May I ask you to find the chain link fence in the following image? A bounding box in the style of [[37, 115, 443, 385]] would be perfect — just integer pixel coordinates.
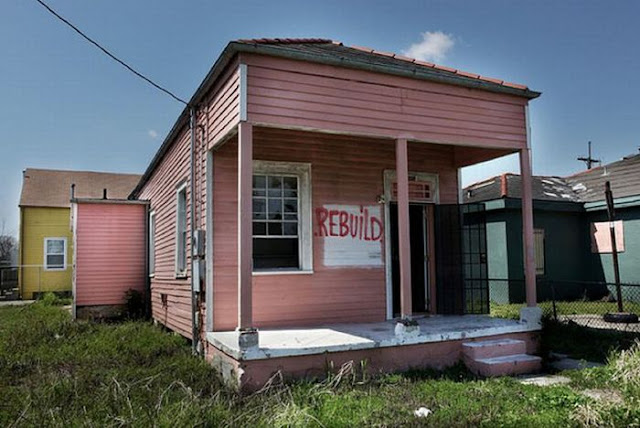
[[0, 265, 72, 301], [490, 278, 640, 333]]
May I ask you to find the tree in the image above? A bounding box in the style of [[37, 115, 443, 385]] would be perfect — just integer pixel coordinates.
[[0, 220, 16, 264]]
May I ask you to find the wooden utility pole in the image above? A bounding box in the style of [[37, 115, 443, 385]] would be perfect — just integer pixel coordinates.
[[578, 141, 601, 170], [605, 181, 623, 312]]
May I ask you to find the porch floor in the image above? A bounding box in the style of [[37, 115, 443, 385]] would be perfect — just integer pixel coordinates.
[[207, 315, 539, 361]]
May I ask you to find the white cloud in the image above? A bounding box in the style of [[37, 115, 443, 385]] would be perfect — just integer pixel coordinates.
[[403, 31, 455, 63], [148, 129, 159, 139]]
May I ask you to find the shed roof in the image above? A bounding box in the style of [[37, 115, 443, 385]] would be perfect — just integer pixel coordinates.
[[463, 152, 640, 204], [20, 168, 141, 208], [131, 38, 540, 198], [565, 153, 640, 202], [464, 173, 580, 204]]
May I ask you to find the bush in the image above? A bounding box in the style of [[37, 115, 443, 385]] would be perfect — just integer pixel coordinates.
[[39, 292, 71, 306], [124, 288, 146, 319]]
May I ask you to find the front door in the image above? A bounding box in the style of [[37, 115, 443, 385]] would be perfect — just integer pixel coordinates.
[[390, 204, 430, 317]]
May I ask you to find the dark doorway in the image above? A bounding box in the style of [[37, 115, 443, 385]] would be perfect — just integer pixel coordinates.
[[390, 204, 430, 317], [434, 204, 489, 315]]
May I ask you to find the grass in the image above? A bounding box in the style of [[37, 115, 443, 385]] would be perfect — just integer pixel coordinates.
[[491, 300, 640, 321], [2, 302, 640, 427]]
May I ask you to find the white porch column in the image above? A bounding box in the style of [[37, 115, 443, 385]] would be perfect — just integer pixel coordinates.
[[519, 146, 537, 307], [396, 138, 412, 319], [238, 122, 254, 330]]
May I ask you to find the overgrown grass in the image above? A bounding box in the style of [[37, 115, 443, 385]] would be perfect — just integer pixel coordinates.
[[2, 302, 640, 426], [491, 300, 640, 320]]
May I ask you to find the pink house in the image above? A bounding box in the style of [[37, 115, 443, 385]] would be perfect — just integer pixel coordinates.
[[125, 38, 542, 389]]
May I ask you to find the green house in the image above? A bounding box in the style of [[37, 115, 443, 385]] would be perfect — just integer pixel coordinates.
[[464, 152, 640, 304]]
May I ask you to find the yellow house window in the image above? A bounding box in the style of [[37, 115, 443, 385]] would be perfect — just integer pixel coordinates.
[[44, 237, 66, 271]]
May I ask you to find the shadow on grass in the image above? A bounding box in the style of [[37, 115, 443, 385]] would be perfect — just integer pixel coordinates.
[[541, 319, 640, 363]]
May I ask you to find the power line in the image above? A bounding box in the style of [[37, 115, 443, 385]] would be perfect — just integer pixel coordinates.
[[34, 0, 188, 105]]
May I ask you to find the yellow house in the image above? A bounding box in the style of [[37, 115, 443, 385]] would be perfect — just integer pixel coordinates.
[[18, 169, 141, 299]]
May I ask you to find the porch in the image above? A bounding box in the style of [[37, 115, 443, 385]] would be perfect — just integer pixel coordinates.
[[206, 313, 542, 390], [208, 314, 540, 361]]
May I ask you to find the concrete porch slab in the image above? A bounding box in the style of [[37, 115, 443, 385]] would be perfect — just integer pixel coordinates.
[[207, 315, 540, 361]]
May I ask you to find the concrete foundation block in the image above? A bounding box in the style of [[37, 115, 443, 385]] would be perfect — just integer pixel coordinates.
[[394, 321, 420, 338], [520, 306, 543, 328], [237, 329, 259, 350]]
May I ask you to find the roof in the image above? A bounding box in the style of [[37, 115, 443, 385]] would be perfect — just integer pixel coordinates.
[[565, 153, 640, 202], [131, 38, 540, 198], [464, 174, 580, 204], [20, 168, 142, 208], [464, 152, 640, 204]]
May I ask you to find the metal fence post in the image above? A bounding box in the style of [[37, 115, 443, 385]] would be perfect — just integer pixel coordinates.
[[550, 280, 558, 322]]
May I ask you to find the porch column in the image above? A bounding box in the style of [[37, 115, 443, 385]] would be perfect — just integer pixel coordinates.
[[396, 138, 412, 319], [519, 147, 537, 307], [238, 122, 253, 330]]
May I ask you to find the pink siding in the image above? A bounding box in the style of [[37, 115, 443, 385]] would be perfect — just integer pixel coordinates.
[[242, 54, 527, 149], [75, 202, 146, 306], [212, 127, 466, 331], [139, 126, 194, 337], [205, 60, 241, 148]]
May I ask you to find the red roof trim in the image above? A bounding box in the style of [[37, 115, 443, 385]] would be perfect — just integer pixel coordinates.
[[237, 39, 530, 91]]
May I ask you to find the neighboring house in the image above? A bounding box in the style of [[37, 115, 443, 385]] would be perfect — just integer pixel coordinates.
[[464, 152, 640, 303], [18, 169, 141, 299]]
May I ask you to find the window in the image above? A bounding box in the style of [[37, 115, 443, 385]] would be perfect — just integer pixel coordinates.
[[149, 211, 155, 276], [534, 229, 545, 275], [252, 161, 312, 272], [175, 184, 187, 276], [44, 238, 66, 270]]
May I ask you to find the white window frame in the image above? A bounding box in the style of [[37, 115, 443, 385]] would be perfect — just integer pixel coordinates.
[[149, 210, 156, 277], [534, 228, 545, 276], [44, 237, 67, 271], [175, 182, 188, 277], [252, 160, 313, 274]]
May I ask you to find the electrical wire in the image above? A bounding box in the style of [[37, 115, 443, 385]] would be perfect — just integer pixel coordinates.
[[34, 0, 189, 105]]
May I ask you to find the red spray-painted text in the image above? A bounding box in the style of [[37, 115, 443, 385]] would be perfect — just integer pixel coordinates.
[[315, 206, 383, 241]]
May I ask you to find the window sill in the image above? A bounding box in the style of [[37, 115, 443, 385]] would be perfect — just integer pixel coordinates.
[[253, 270, 314, 276], [149, 274, 155, 278], [44, 267, 67, 272], [175, 273, 188, 280]]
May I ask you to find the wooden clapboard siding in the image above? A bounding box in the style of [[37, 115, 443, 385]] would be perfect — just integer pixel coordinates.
[[139, 124, 193, 338], [74, 203, 146, 306], [138, 62, 241, 338], [206, 59, 241, 149], [211, 127, 461, 331], [242, 54, 527, 149]]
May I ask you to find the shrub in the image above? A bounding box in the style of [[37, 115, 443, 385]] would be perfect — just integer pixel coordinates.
[[124, 289, 146, 320]]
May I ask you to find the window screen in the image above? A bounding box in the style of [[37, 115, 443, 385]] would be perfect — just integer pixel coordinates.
[[45, 238, 65, 270], [252, 174, 299, 269], [149, 211, 155, 275], [176, 187, 187, 274]]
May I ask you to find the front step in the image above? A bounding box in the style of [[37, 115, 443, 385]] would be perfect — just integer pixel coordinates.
[[463, 339, 541, 377], [462, 338, 526, 360]]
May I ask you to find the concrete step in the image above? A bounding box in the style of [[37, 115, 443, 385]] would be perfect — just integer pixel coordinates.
[[468, 354, 542, 377], [462, 338, 527, 360]]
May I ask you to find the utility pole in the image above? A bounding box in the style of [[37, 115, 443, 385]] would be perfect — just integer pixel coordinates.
[[577, 141, 601, 170]]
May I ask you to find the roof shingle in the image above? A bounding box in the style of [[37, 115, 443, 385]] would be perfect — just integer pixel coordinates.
[[20, 168, 141, 208]]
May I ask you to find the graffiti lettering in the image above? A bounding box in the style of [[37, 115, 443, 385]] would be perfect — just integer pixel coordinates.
[[315, 205, 383, 241]]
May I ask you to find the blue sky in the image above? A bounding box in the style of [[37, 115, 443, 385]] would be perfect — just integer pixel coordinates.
[[1, 0, 639, 236]]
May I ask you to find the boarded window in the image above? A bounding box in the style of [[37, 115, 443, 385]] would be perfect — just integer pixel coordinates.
[[175, 185, 187, 275], [591, 221, 625, 253], [534, 229, 545, 275], [149, 211, 155, 275], [252, 174, 299, 269], [44, 238, 66, 270]]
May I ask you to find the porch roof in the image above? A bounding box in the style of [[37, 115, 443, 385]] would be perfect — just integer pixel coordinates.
[[130, 38, 540, 199], [207, 315, 540, 361]]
